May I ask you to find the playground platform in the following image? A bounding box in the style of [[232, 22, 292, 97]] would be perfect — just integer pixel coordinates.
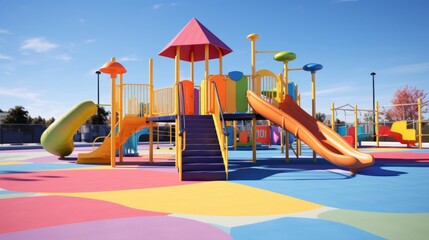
[[1, 143, 429, 240]]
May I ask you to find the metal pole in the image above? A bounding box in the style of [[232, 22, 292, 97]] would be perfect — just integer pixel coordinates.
[[96, 71, 101, 124], [371, 72, 376, 141]]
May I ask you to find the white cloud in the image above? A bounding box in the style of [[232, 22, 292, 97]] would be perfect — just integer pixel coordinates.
[[381, 62, 429, 74], [0, 54, 13, 60], [84, 39, 96, 44], [54, 54, 71, 61], [20, 37, 58, 53], [119, 56, 138, 61], [0, 87, 44, 104], [153, 3, 178, 9], [0, 29, 10, 34]]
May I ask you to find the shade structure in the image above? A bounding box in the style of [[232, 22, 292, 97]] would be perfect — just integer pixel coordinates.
[[99, 57, 127, 76], [159, 18, 232, 62]]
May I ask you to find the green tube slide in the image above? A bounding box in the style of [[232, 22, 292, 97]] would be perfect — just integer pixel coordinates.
[[41, 101, 97, 157]]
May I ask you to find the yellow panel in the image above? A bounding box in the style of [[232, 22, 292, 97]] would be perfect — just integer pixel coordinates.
[[225, 76, 236, 113], [200, 79, 206, 114]]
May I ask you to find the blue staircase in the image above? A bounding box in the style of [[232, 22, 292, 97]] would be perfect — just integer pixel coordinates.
[[181, 115, 226, 181]]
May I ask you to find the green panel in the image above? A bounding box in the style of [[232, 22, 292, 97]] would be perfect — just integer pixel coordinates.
[[236, 76, 248, 112]]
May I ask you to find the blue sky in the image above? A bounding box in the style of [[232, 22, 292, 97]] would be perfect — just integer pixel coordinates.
[[1, 0, 428, 121]]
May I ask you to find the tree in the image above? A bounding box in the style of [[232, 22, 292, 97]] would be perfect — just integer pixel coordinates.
[[316, 112, 326, 122], [385, 85, 428, 122], [3, 106, 30, 124], [86, 106, 110, 125], [31, 116, 46, 124], [46, 117, 55, 125]]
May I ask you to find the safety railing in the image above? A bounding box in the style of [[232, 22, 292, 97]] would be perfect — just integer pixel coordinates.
[[153, 86, 175, 116], [211, 81, 229, 179], [122, 84, 150, 116], [255, 69, 282, 106]]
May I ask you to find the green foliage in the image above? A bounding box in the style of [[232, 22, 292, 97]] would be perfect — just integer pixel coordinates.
[[2, 105, 55, 125], [3, 106, 30, 124], [316, 112, 326, 122], [86, 106, 110, 125], [46, 117, 55, 125], [31, 116, 46, 124]]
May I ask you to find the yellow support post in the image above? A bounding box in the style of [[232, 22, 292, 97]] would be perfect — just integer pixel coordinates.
[[119, 73, 124, 162], [219, 50, 223, 75], [354, 104, 358, 150], [175, 47, 181, 172], [418, 98, 422, 149], [149, 58, 154, 162], [190, 52, 194, 84], [376, 101, 380, 147], [99, 57, 127, 168], [311, 72, 316, 162], [205, 44, 209, 114], [169, 124, 173, 150], [110, 75, 117, 167], [149, 58, 154, 117], [233, 120, 237, 151], [247, 33, 259, 163], [149, 121, 154, 163], [247, 33, 259, 92]]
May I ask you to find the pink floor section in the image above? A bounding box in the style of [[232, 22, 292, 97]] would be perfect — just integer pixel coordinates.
[[1, 169, 190, 192]]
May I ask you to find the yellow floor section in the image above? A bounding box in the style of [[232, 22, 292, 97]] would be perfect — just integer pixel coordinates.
[[50, 181, 323, 216], [0, 161, 30, 165]]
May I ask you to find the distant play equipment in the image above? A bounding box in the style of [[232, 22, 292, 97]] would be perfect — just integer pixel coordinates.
[[331, 103, 373, 149], [378, 121, 416, 147], [332, 99, 426, 148]]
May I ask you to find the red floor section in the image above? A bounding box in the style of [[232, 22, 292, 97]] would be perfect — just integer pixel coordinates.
[[0, 195, 165, 234], [370, 152, 429, 162]]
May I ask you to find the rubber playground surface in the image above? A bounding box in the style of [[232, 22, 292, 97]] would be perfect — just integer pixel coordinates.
[[1, 144, 429, 240]]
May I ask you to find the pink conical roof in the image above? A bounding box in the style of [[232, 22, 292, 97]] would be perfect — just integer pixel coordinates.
[[159, 18, 233, 62]]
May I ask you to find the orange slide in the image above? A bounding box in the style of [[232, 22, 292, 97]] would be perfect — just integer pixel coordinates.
[[247, 91, 374, 171], [77, 116, 149, 164]]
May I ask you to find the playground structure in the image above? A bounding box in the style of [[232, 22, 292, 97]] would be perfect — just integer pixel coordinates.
[[41, 18, 375, 180], [331, 100, 427, 149]]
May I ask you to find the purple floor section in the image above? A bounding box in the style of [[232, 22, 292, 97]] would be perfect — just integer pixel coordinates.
[[0, 216, 232, 240]]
